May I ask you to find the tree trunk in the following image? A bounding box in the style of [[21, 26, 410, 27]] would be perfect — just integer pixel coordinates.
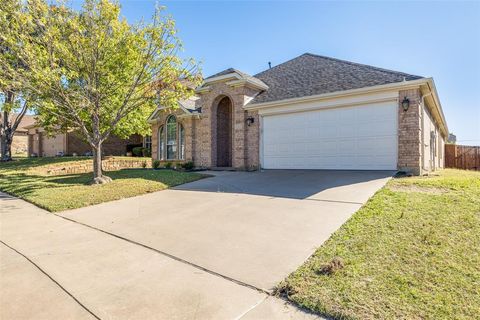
[[91, 142, 111, 184], [0, 135, 8, 161], [1, 110, 12, 161]]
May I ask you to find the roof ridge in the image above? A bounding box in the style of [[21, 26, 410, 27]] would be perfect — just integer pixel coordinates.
[[302, 52, 422, 78], [254, 54, 307, 77]]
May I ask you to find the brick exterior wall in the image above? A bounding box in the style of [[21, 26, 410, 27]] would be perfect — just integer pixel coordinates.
[[398, 88, 422, 175], [151, 82, 261, 170], [27, 130, 143, 157], [150, 81, 441, 174], [65, 132, 142, 156]]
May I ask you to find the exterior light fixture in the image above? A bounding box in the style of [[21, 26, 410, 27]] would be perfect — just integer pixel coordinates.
[[402, 97, 410, 112], [246, 116, 255, 126]]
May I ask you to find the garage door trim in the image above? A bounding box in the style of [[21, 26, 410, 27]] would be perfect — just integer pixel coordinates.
[[259, 100, 398, 170]]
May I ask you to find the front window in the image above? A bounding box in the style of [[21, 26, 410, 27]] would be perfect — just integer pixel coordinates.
[[166, 115, 177, 160], [157, 115, 186, 161]]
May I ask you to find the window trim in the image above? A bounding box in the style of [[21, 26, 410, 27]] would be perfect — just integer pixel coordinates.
[[166, 115, 177, 160], [157, 115, 187, 161]]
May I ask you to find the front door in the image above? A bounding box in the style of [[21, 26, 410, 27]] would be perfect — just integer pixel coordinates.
[[216, 97, 232, 167]]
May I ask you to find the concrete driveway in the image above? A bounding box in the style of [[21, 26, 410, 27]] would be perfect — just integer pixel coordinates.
[[1, 170, 392, 319]]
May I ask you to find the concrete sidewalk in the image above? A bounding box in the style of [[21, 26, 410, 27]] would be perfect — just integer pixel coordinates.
[[0, 193, 320, 320]]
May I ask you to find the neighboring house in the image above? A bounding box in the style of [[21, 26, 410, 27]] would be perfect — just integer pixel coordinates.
[[148, 53, 448, 175], [25, 124, 144, 157], [0, 114, 35, 156]]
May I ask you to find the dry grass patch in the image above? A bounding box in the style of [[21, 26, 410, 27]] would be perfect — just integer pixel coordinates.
[[388, 184, 449, 195]]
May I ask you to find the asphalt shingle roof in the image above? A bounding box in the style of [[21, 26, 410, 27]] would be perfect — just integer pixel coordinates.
[[251, 53, 423, 104], [205, 68, 251, 80]]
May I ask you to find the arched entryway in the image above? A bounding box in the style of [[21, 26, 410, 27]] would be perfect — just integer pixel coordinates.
[[216, 96, 233, 167]]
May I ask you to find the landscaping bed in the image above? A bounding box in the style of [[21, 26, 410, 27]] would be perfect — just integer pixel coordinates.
[[0, 157, 206, 212], [279, 169, 480, 319]]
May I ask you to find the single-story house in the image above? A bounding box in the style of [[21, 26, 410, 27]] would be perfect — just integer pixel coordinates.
[[0, 113, 35, 156], [148, 53, 448, 175], [25, 124, 145, 157]]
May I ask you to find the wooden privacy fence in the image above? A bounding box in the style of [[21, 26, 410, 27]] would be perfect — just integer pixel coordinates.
[[445, 144, 480, 171]]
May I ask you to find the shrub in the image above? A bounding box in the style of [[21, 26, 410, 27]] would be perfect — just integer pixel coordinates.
[[142, 148, 151, 157], [132, 147, 143, 157], [141, 161, 147, 169], [165, 162, 172, 169], [152, 160, 161, 169], [181, 161, 194, 171]]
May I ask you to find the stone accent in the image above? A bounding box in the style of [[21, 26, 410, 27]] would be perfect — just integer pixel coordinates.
[[398, 88, 422, 175], [43, 157, 152, 175]]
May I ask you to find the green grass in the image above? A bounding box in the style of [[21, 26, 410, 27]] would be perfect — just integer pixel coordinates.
[[280, 169, 480, 320], [0, 157, 205, 212]]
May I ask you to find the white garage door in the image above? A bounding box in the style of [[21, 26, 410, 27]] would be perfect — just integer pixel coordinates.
[[261, 102, 397, 170]]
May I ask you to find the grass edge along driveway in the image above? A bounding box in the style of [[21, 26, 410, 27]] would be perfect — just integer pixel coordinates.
[[0, 157, 206, 212], [278, 169, 480, 320]]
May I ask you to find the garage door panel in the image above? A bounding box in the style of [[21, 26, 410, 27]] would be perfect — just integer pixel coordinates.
[[262, 102, 397, 170]]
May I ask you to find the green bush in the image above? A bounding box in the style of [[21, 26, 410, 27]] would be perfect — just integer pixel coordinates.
[[152, 160, 161, 169], [142, 148, 151, 157], [165, 162, 172, 169], [181, 161, 194, 171], [132, 147, 143, 157]]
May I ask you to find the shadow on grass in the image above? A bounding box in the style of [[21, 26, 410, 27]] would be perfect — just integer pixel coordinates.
[[0, 169, 205, 199]]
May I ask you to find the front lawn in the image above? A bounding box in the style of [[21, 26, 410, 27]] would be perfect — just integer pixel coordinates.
[[279, 169, 480, 319], [0, 157, 206, 212]]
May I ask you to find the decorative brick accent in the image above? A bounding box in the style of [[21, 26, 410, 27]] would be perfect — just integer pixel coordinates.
[[398, 88, 422, 175]]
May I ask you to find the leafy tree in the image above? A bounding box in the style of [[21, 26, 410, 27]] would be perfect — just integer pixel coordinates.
[[2, 0, 200, 183], [0, 0, 39, 161]]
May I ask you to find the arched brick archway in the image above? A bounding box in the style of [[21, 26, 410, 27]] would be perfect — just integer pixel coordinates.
[[216, 96, 233, 167]]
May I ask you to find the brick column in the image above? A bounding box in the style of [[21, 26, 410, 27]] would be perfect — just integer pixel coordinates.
[[38, 132, 43, 157], [151, 122, 160, 161], [183, 118, 194, 162], [398, 89, 422, 175], [232, 106, 246, 169], [27, 134, 33, 157], [245, 110, 260, 170]]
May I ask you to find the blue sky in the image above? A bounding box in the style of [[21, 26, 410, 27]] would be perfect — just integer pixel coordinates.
[[78, 0, 480, 145]]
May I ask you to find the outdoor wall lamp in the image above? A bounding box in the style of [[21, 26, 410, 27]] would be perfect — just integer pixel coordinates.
[[402, 97, 410, 112], [246, 116, 255, 126]]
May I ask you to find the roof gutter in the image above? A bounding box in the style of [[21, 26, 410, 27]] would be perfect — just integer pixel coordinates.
[[424, 78, 449, 136], [244, 78, 429, 110]]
